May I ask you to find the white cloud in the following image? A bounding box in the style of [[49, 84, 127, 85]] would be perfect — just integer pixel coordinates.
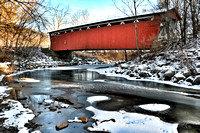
[[89, 7, 125, 23]]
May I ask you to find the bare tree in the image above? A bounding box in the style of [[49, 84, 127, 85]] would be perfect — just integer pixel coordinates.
[[113, 0, 144, 52], [70, 10, 81, 26], [70, 9, 90, 26], [47, 5, 70, 31], [154, 0, 199, 43], [189, 0, 198, 39], [81, 9, 89, 24], [0, 0, 48, 62]]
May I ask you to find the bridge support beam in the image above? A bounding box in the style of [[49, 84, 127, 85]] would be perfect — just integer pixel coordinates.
[[124, 50, 128, 62], [54, 50, 73, 60]]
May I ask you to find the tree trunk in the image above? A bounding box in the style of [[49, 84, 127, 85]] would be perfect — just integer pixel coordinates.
[[189, 0, 198, 38], [134, 0, 140, 52], [183, 0, 188, 45], [124, 50, 128, 62], [166, 0, 170, 46], [164, 0, 170, 55]]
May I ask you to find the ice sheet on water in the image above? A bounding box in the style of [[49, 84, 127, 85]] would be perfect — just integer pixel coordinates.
[[93, 79, 105, 82], [87, 96, 111, 104], [46, 66, 79, 70], [86, 106, 178, 133], [88, 67, 117, 75], [139, 104, 170, 112]]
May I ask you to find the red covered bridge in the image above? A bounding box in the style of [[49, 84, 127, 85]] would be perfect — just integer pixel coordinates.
[[49, 8, 180, 52]]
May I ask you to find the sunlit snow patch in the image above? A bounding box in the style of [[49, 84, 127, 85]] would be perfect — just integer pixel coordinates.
[[0, 86, 12, 99], [0, 86, 11, 93], [56, 84, 82, 88], [0, 62, 11, 73], [16, 78, 40, 83], [0, 99, 35, 133], [86, 106, 178, 133], [68, 117, 82, 123], [87, 96, 111, 104], [139, 104, 170, 112], [60, 103, 69, 108], [44, 99, 54, 103]]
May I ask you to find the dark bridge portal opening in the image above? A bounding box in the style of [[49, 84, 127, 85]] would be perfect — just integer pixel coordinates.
[[54, 50, 73, 60]]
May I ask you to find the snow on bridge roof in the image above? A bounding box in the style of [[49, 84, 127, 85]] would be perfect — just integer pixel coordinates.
[[49, 8, 180, 36]]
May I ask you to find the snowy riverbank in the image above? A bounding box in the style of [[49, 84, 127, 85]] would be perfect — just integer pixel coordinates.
[[89, 46, 200, 90], [0, 42, 200, 132]]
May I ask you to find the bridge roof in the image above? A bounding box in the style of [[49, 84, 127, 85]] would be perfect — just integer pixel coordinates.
[[49, 8, 180, 35]]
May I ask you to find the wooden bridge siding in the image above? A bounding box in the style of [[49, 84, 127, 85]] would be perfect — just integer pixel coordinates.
[[50, 20, 161, 51]]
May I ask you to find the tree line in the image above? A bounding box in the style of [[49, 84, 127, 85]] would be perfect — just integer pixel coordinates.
[[0, 0, 199, 62], [0, 0, 90, 63], [113, 0, 199, 51]]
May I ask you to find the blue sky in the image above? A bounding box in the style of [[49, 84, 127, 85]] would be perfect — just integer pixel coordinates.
[[48, 0, 158, 27], [49, 0, 123, 22], [49, 0, 115, 12]]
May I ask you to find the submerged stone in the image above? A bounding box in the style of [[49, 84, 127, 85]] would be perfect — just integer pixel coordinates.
[[79, 117, 88, 123], [56, 122, 69, 130], [49, 106, 57, 111]]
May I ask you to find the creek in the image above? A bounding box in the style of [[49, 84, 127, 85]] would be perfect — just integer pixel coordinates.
[[12, 65, 200, 133]]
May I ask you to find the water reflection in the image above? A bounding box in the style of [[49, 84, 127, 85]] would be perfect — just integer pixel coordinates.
[[15, 69, 99, 82], [26, 95, 51, 114], [29, 95, 50, 104]]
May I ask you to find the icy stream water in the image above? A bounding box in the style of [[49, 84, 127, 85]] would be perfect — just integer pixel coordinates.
[[13, 65, 200, 133]]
